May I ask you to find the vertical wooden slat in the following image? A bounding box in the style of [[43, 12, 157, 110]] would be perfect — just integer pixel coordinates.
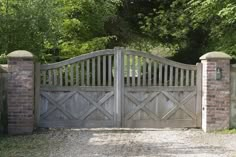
[[169, 66, 173, 86], [59, 68, 63, 86], [108, 55, 112, 86], [53, 69, 57, 86], [92, 58, 95, 86], [42, 71, 46, 85], [153, 62, 157, 86], [103, 56, 106, 86], [164, 65, 168, 86], [76, 64, 79, 85], [97, 56, 101, 86], [159, 63, 163, 86], [137, 57, 141, 86], [132, 55, 135, 86], [81, 61, 85, 86], [175, 68, 179, 86], [142, 58, 146, 86], [114, 47, 124, 127], [186, 70, 189, 86], [196, 63, 202, 127], [48, 70, 52, 85], [65, 66, 68, 86], [148, 59, 152, 86], [86, 60, 90, 86], [191, 70, 195, 86], [180, 69, 184, 86], [70, 64, 74, 86], [127, 55, 130, 86], [34, 63, 41, 125]]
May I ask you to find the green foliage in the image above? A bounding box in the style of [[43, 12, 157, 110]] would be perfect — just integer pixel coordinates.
[[0, 0, 235, 64], [58, 0, 121, 58], [138, 0, 236, 63], [0, 0, 62, 60]]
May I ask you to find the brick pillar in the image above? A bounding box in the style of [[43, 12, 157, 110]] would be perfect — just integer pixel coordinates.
[[200, 51, 231, 132], [7, 50, 34, 135]]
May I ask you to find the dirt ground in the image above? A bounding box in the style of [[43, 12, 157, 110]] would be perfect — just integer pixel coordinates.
[[1, 128, 236, 157]]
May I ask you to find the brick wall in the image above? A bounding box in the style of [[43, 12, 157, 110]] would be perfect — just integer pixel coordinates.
[[7, 51, 34, 135], [200, 52, 231, 132]]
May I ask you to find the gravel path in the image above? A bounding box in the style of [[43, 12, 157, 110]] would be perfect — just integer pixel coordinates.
[[42, 128, 236, 157]]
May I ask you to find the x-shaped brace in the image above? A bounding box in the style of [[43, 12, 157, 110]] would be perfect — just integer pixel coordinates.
[[125, 92, 159, 121], [40, 91, 77, 120], [161, 91, 197, 120], [78, 91, 114, 120]]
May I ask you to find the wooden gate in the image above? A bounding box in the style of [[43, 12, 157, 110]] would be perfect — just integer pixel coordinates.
[[35, 48, 202, 128]]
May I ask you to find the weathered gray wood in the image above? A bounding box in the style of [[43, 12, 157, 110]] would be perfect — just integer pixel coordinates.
[[59, 68, 63, 86], [97, 56, 101, 86], [86, 60, 90, 86], [103, 56, 106, 86], [35, 63, 41, 126], [191, 70, 195, 86], [76, 64, 79, 86], [132, 55, 135, 87], [41, 86, 114, 92], [114, 47, 124, 127], [53, 69, 57, 86], [159, 63, 163, 86], [137, 57, 141, 86], [70, 64, 74, 86], [126, 50, 197, 70], [153, 62, 157, 86], [125, 86, 196, 92], [108, 55, 112, 86], [42, 71, 46, 85], [81, 61, 85, 86], [80, 92, 114, 120], [92, 58, 95, 86], [148, 59, 152, 86], [186, 70, 189, 86], [65, 66, 68, 86], [142, 58, 146, 86], [164, 65, 168, 86], [161, 91, 196, 120], [196, 63, 202, 127], [180, 69, 184, 86], [48, 70, 52, 85], [127, 55, 130, 86], [175, 68, 179, 86], [38, 47, 200, 129], [169, 66, 173, 86], [41, 49, 114, 70]]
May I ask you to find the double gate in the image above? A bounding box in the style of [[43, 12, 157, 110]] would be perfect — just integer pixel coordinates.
[[35, 48, 202, 128]]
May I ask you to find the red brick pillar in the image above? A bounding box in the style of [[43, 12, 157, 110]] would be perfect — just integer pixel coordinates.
[[200, 52, 231, 132], [7, 50, 34, 135]]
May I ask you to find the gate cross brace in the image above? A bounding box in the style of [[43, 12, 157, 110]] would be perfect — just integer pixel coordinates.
[[78, 91, 114, 120], [161, 91, 197, 120], [125, 92, 159, 121], [40, 91, 77, 119]]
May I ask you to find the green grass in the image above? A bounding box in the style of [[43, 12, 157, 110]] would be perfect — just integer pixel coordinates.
[[0, 133, 56, 157], [215, 129, 236, 134]]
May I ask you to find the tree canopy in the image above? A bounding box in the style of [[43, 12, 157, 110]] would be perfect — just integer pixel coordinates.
[[0, 0, 235, 64]]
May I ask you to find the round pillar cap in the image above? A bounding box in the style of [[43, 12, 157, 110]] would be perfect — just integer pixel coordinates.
[[7, 50, 34, 58], [200, 51, 231, 60]]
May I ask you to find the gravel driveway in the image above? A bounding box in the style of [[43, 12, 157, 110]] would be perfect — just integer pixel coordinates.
[[40, 128, 236, 157], [1, 128, 236, 157]]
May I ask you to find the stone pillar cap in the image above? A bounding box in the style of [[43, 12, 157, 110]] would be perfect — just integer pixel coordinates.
[[7, 50, 34, 58], [200, 51, 232, 60]]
